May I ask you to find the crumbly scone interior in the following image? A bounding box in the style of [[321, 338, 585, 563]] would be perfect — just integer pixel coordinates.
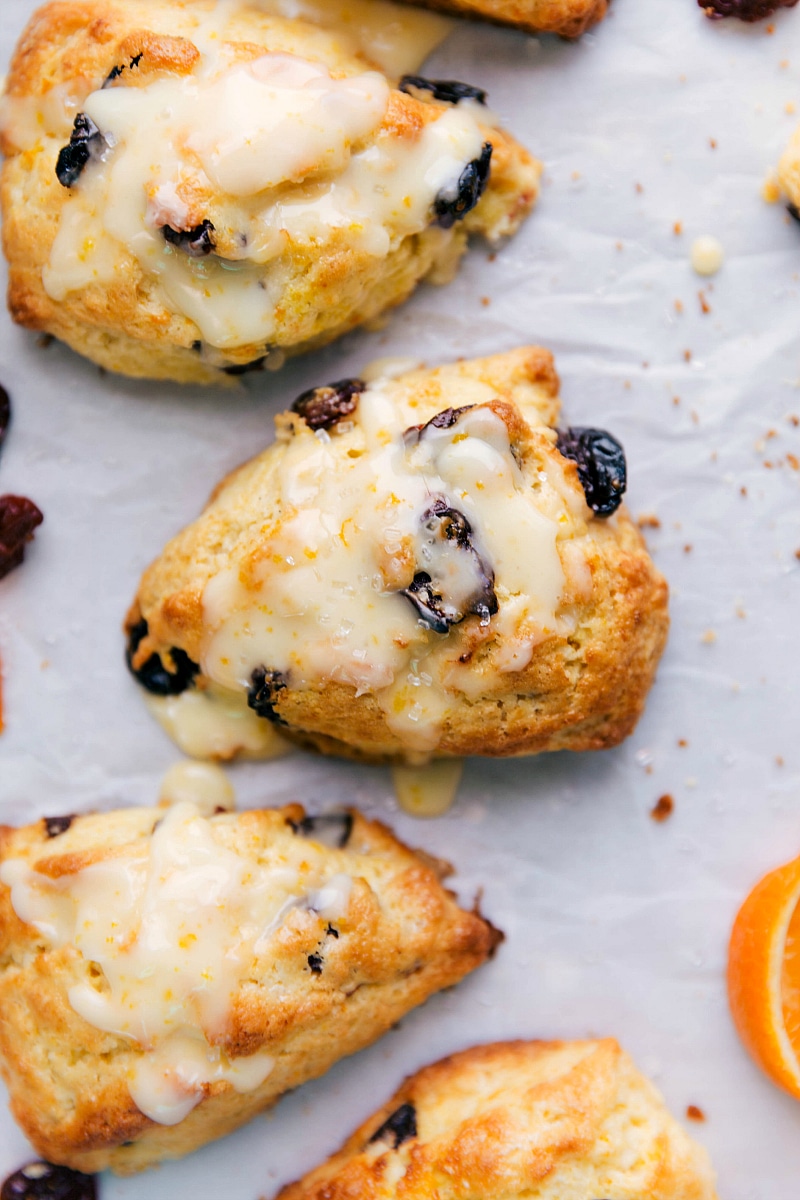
[[277, 1039, 718, 1200], [0, 0, 539, 382], [128, 348, 668, 763], [0, 801, 497, 1172]]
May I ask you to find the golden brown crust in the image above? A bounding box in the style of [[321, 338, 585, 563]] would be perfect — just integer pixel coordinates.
[[1, 0, 540, 385], [398, 0, 607, 37], [278, 1039, 717, 1200], [0, 805, 498, 1173], [127, 348, 669, 764]]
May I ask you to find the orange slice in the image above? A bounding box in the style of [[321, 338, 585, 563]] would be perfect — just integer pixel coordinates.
[[728, 853, 800, 1098]]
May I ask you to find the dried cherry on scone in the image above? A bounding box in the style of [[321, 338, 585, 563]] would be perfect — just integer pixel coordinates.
[[125, 348, 668, 765]]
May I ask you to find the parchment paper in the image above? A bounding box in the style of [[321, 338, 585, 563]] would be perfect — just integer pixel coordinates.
[[1, 1, 800, 1196]]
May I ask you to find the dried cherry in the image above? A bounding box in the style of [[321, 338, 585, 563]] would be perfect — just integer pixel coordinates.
[[433, 143, 492, 229], [288, 812, 353, 848], [56, 114, 109, 188], [369, 1103, 418, 1149], [402, 499, 497, 632], [291, 379, 365, 431], [247, 666, 288, 723], [125, 619, 199, 695], [162, 220, 216, 257], [44, 815, 75, 838], [699, 0, 797, 17], [555, 427, 627, 517], [1, 1163, 96, 1200], [0, 386, 10, 454], [0, 496, 43, 580], [399, 76, 487, 105], [404, 405, 475, 444]]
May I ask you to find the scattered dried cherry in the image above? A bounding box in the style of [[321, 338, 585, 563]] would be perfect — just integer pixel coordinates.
[[699, 0, 797, 17], [291, 379, 365, 431], [555, 427, 627, 517], [788, 202, 800, 224], [162, 220, 216, 257], [399, 76, 487, 105], [222, 356, 267, 376], [288, 811, 353, 848], [56, 114, 109, 188], [307, 952, 323, 974], [369, 1103, 418, 1149], [0, 496, 43, 580], [44, 815, 75, 838], [434, 143, 492, 229], [1, 1163, 96, 1200], [247, 666, 288, 723], [0, 386, 10, 454], [125, 619, 199, 695]]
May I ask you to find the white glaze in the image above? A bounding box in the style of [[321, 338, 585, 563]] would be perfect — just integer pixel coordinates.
[[145, 685, 291, 760], [392, 759, 463, 817], [32, 18, 486, 350], [201, 383, 576, 752], [0, 800, 353, 1124], [158, 760, 235, 814]]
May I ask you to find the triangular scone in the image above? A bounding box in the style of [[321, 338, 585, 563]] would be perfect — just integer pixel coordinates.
[[277, 1039, 718, 1200], [126, 348, 669, 763], [0, 0, 539, 384], [0, 803, 499, 1173], [399, 0, 607, 38]]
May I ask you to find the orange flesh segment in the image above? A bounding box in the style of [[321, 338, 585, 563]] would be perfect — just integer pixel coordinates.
[[728, 855, 800, 1099]]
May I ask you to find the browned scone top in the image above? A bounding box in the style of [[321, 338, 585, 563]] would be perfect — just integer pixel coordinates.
[[127, 348, 669, 765], [0, 0, 539, 384], [399, 0, 607, 37], [277, 1039, 718, 1200], [0, 803, 499, 1174]]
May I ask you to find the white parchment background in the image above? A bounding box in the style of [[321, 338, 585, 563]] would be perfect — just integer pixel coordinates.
[[1, 0, 800, 1195]]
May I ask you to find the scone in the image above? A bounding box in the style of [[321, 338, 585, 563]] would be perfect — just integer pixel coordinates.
[[0, 801, 499, 1173], [401, 0, 607, 38], [0, 0, 539, 385], [778, 124, 800, 224], [126, 348, 669, 764], [277, 1039, 718, 1200]]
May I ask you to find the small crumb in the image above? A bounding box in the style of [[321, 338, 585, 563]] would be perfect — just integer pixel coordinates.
[[673, 395, 681, 406], [736, 606, 747, 619], [674, 221, 683, 235], [642, 361, 649, 369], [571, 170, 581, 181], [487, 251, 497, 263], [780, 59, 789, 69], [776, 756, 784, 767], [637, 514, 661, 529], [740, 486, 748, 497], [651, 794, 674, 823], [686, 1105, 706, 1123], [766, 21, 775, 33], [691, 410, 700, 425], [762, 172, 781, 204], [36, 333, 54, 349], [787, 102, 796, 115], [709, 138, 717, 150], [787, 452, 799, 470], [698, 290, 711, 314], [678, 739, 688, 748], [766, 429, 778, 440], [635, 182, 643, 194], [674, 299, 684, 314], [480, 296, 490, 307], [710, 451, 718, 463], [624, 380, 631, 389], [701, 629, 717, 644], [795, 548, 800, 560], [616, 240, 624, 251], [764, 460, 774, 469], [691, 235, 724, 277], [684, 544, 693, 553], [789, 414, 799, 427], [684, 349, 692, 362]]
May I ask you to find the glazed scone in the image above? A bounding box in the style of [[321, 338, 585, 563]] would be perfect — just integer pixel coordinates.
[[126, 348, 669, 764], [400, 0, 607, 37], [276, 1039, 717, 1200], [0, 0, 539, 385], [0, 801, 499, 1173]]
